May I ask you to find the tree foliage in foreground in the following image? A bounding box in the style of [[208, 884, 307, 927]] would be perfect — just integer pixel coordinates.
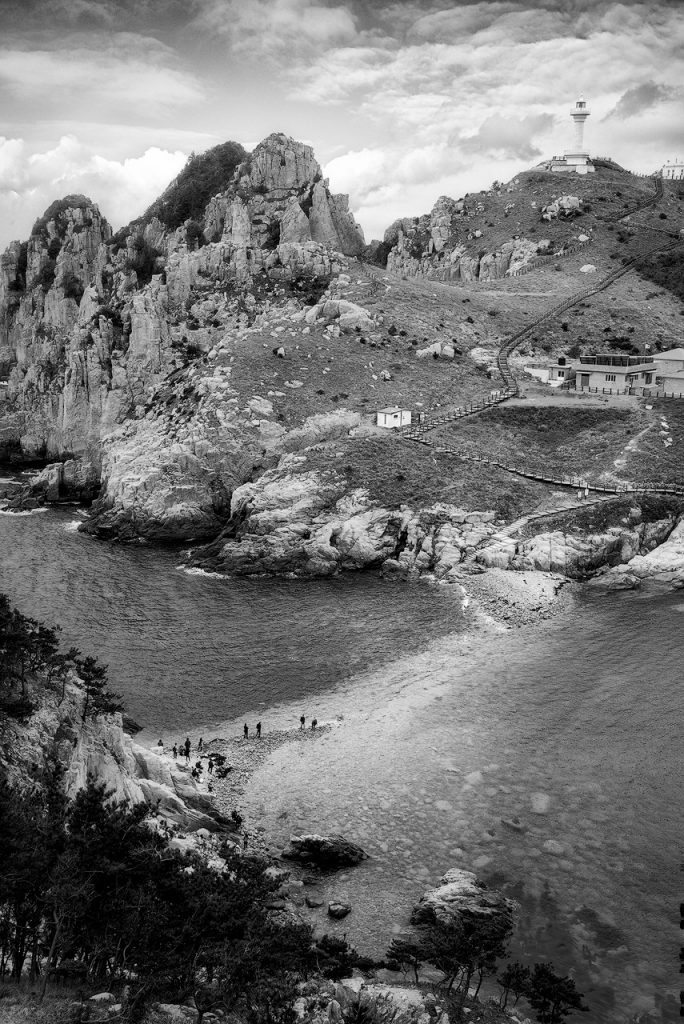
[[0, 776, 313, 1021]]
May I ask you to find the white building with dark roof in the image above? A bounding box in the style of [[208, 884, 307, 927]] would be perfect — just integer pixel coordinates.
[[574, 354, 656, 391], [377, 406, 411, 428]]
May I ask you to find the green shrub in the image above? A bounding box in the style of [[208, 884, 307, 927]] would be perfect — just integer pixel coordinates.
[[62, 273, 84, 303], [32, 260, 57, 292], [124, 234, 161, 286], [142, 141, 247, 231], [31, 195, 92, 239], [289, 272, 330, 305], [636, 248, 684, 303], [185, 219, 206, 249]]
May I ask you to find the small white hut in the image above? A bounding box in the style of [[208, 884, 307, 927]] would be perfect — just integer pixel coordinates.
[[377, 406, 411, 428]]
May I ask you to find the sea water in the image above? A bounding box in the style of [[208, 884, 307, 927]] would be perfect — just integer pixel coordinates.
[[1, 506, 680, 1023], [0, 507, 463, 730]]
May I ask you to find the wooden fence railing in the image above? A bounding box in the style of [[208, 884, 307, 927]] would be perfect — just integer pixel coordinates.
[[428, 442, 684, 497]]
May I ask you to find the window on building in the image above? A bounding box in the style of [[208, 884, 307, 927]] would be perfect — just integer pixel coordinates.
[[645, 373, 653, 384], [605, 373, 616, 382], [655, 377, 663, 386], [558, 368, 565, 377]]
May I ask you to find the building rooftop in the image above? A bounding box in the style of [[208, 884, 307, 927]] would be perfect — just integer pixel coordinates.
[[653, 348, 684, 361], [577, 354, 654, 367], [377, 406, 408, 414]]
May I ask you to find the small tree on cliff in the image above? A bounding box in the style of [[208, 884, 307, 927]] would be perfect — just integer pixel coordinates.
[[75, 655, 123, 721], [526, 962, 589, 1023], [386, 935, 424, 984], [497, 961, 531, 1008]]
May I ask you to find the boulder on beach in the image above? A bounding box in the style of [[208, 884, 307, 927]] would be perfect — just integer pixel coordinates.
[[282, 833, 368, 867], [328, 900, 352, 919], [410, 867, 516, 936]]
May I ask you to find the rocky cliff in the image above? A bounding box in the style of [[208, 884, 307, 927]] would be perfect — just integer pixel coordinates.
[[380, 170, 598, 283], [191, 455, 499, 582], [476, 514, 679, 577], [3, 679, 227, 832], [0, 135, 368, 539], [384, 194, 550, 283]]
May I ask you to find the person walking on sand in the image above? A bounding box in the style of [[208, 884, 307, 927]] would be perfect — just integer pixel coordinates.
[[184, 737, 191, 758], [198, 737, 203, 751], [311, 718, 318, 731], [172, 744, 177, 759], [157, 738, 164, 751], [207, 757, 214, 774], [243, 723, 249, 739], [300, 715, 305, 730], [256, 721, 261, 738]]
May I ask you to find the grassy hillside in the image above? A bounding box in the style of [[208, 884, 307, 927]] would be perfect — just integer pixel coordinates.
[[294, 434, 550, 518], [435, 405, 646, 483], [635, 247, 684, 305]]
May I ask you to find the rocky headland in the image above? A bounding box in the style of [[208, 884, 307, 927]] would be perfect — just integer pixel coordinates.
[[2, 133, 684, 610]]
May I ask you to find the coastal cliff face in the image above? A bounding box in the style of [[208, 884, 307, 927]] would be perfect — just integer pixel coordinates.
[[476, 516, 679, 577], [191, 460, 684, 592], [3, 681, 224, 832], [0, 134, 367, 538], [192, 456, 499, 581]]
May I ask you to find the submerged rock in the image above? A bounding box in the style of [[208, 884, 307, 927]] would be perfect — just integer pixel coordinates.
[[282, 833, 368, 867], [328, 900, 352, 919]]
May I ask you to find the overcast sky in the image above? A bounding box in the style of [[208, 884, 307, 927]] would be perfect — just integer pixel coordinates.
[[0, 0, 682, 250]]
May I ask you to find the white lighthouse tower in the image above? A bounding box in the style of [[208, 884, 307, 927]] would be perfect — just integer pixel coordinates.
[[570, 97, 590, 152], [548, 96, 595, 175]]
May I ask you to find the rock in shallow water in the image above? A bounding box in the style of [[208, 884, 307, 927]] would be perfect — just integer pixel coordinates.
[[282, 832, 368, 867], [531, 792, 551, 814], [328, 900, 352, 919], [542, 839, 565, 856], [410, 867, 516, 934]]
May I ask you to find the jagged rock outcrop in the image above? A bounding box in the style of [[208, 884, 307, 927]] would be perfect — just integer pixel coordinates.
[[203, 134, 365, 267], [541, 195, 581, 221], [0, 134, 368, 540], [597, 516, 684, 587], [3, 682, 227, 832], [476, 516, 677, 576], [191, 458, 498, 580], [385, 194, 546, 283], [411, 868, 516, 937]]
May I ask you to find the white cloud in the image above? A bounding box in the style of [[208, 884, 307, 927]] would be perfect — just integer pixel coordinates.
[[0, 136, 187, 248], [191, 0, 358, 56], [0, 32, 206, 117]]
